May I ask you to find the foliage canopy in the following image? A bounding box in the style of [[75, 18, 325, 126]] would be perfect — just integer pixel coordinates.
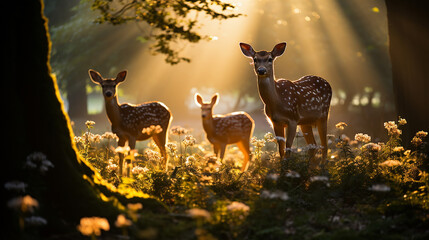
[[91, 0, 242, 64]]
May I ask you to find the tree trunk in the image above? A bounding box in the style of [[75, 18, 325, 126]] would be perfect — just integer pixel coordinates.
[[3, 1, 164, 238], [385, 0, 429, 146]]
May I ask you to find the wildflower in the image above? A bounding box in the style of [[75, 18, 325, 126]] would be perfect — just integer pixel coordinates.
[[384, 121, 402, 136], [411, 136, 423, 146], [115, 214, 132, 228], [187, 208, 211, 220], [142, 125, 163, 135], [4, 181, 28, 193], [310, 176, 329, 182], [85, 120, 96, 129], [380, 159, 401, 167], [404, 150, 411, 156], [266, 173, 280, 181], [25, 152, 54, 173], [264, 132, 276, 142], [416, 130, 428, 138], [285, 170, 301, 178], [102, 132, 117, 140], [260, 190, 289, 201], [226, 201, 250, 212], [363, 143, 382, 152], [8, 195, 39, 213], [115, 146, 130, 154], [368, 184, 390, 192], [131, 166, 149, 175], [183, 135, 196, 147], [251, 136, 265, 148], [77, 217, 110, 237], [127, 203, 143, 211], [398, 117, 407, 126], [393, 146, 404, 152], [25, 216, 47, 226], [335, 122, 347, 130], [185, 156, 196, 166], [170, 126, 189, 135], [145, 149, 162, 161], [354, 133, 371, 143], [106, 163, 118, 172], [166, 142, 178, 154]]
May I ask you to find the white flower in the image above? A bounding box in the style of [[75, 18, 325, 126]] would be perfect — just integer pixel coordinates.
[[260, 190, 289, 201], [310, 176, 329, 182], [4, 181, 28, 192], [266, 173, 280, 181], [25, 216, 47, 226], [285, 170, 301, 178], [226, 201, 250, 212], [368, 184, 390, 192], [187, 208, 211, 220], [354, 133, 371, 143]]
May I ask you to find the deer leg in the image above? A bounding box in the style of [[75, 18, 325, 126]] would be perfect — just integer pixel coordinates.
[[219, 144, 227, 161], [213, 144, 220, 158], [316, 117, 328, 167], [153, 133, 168, 171], [300, 124, 318, 170], [117, 137, 127, 176], [273, 123, 286, 160], [285, 122, 297, 159], [237, 140, 251, 172]]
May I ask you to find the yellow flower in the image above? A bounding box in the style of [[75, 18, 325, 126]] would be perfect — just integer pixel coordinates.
[[7, 195, 39, 213], [115, 214, 132, 228], [416, 131, 428, 138], [187, 208, 211, 220], [335, 122, 348, 130], [380, 160, 401, 167], [77, 217, 110, 236]]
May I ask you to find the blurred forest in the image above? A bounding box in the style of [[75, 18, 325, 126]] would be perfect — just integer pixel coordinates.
[[45, 0, 395, 140]]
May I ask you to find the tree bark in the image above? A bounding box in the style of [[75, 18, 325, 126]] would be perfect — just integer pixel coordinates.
[[385, 0, 429, 146], [3, 1, 164, 238]]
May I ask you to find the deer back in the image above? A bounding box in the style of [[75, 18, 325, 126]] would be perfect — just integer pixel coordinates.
[[119, 101, 171, 136], [212, 112, 254, 143], [275, 75, 331, 124]]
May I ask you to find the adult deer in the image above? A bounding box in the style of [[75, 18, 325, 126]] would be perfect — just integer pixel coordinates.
[[195, 93, 254, 171], [239, 42, 332, 168], [89, 69, 172, 175]]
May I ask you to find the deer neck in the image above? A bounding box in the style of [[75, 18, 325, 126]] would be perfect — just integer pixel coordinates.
[[104, 95, 122, 127], [257, 72, 279, 107], [202, 113, 216, 138]]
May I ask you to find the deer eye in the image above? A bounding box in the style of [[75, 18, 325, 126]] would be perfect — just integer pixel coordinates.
[[268, 57, 273, 63]]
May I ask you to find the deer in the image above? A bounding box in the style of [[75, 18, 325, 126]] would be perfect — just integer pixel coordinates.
[[88, 69, 172, 175], [195, 93, 254, 171], [239, 42, 332, 169]]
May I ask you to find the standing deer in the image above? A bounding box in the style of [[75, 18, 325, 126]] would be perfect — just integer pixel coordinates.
[[239, 42, 332, 168], [89, 69, 172, 175], [195, 93, 254, 171]]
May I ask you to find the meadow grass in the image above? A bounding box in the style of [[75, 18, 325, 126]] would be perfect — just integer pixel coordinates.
[[8, 118, 427, 239]]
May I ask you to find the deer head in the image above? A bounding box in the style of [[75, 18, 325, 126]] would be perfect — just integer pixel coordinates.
[[88, 69, 127, 100], [195, 93, 219, 119], [240, 42, 287, 76]]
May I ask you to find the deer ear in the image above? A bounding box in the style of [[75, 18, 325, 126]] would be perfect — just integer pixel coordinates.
[[88, 69, 103, 84], [211, 93, 219, 106], [116, 70, 127, 83], [271, 42, 287, 58], [240, 43, 255, 58], [195, 93, 204, 106]]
